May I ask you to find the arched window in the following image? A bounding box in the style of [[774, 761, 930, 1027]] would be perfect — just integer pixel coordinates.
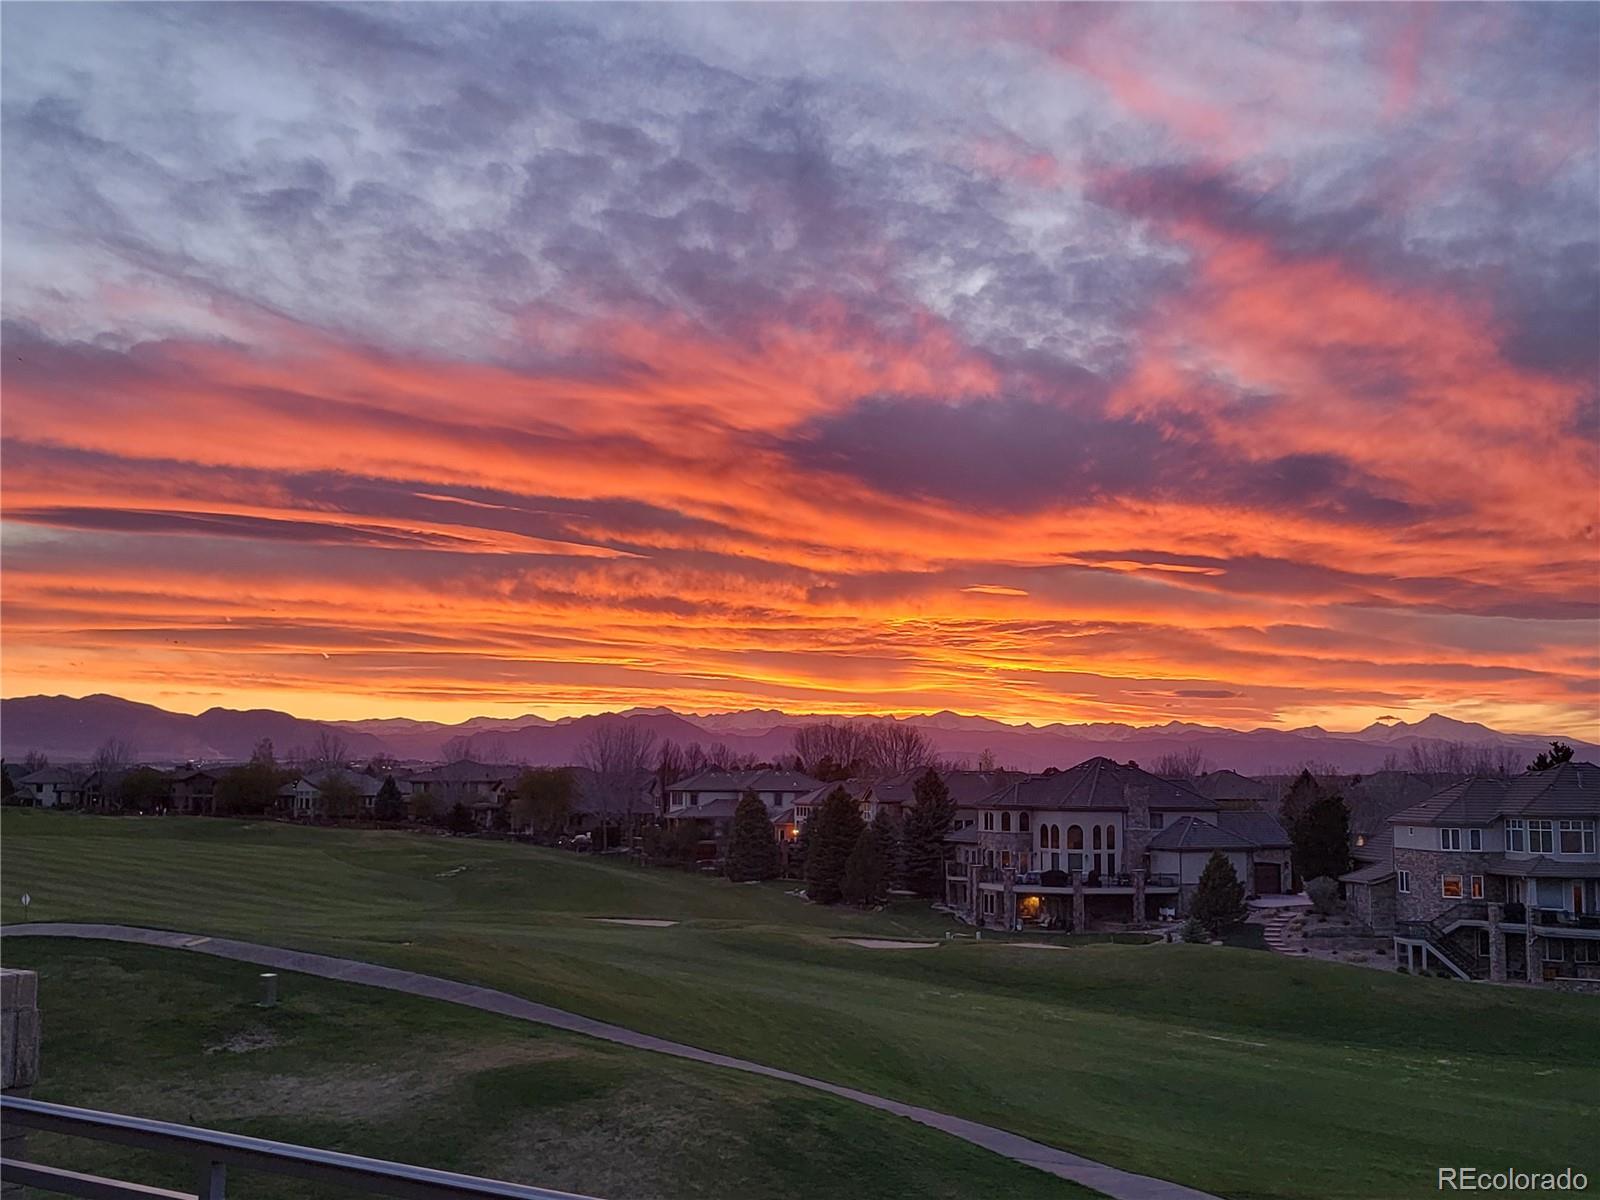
[[1093, 826, 1102, 850], [1040, 825, 1050, 849], [1001, 811, 1011, 833], [1019, 812, 1030, 833], [1050, 824, 1061, 850], [1107, 825, 1116, 850], [1067, 824, 1083, 850]]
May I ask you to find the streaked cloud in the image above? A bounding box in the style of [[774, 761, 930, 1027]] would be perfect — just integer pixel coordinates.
[[1, 3, 1595, 735]]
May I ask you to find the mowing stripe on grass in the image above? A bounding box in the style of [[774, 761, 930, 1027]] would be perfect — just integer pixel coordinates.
[[4, 923, 1219, 1200]]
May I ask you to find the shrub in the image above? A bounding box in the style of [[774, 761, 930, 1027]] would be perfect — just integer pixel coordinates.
[[1178, 917, 1208, 943], [1307, 877, 1339, 914]]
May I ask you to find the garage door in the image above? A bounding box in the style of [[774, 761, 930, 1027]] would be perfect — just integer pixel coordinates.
[[1253, 861, 1281, 895]]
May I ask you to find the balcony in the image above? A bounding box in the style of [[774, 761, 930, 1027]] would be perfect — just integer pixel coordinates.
[[975, 869, 1178, 891]]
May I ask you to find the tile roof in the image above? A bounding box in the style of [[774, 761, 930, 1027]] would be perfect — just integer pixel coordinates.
[[410, 760, 520, 784], [1217, 810, 1291, 849], [1339, 862, 1396, 885], [869, 768, 1028, 808], [1148, 815, 1256, 851], [990, 758, 1216, 813], [20, 767, 81, 785], [1481, 855, 1600, 880], [1388, 763, 1600, 825], [671, 768, 823, 794]]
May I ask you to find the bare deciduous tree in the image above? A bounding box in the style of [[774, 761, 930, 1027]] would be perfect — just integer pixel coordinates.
[[863, 722, 935, 776], [578, 721, 659, 852], [1153, 746, 1211, 780], [441, 734, 475, 763], [92, 738, 135, 809], [309, 729, 349, 771]]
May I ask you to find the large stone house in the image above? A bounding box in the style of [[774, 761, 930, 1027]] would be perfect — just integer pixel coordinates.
[[406, 760, 520, 827], [946, 758, 1291, 930], [169, 768, 217, 815], [292, 768, 383, 819], [1389, 762, 1600, 985], [665, 768, 823, 854]]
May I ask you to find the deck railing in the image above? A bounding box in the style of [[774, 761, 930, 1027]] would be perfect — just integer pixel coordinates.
[[0, 1095, 599, 1200]]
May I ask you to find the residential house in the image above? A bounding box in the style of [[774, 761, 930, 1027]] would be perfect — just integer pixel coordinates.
[[565, 767, 660, 841], [169, 768, 218, 816], [1389, 762, 1600, 986], [1340, 827, 1397, 934], [665, 768, 823, 857], [19, 767, 83, 809], [292, 768, 383, 820], [406, 760, 520, 828], [948, 758, 1292, 930]]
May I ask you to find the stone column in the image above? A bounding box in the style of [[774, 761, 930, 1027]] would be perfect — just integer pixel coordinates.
[[2, 968, 41, 1192], [1072, 871, 1087, 932], [1132, 869, 1147, 928], [1525, 919, 1539, 984], [1001, 869, 1016, 931], [1487, 904, 1506, 983]]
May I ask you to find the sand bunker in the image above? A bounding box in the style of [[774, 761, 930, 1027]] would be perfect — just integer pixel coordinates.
[[1001, 942, 1070, 951], [844, 938, 940, 950], [591, 918, 679, 927]]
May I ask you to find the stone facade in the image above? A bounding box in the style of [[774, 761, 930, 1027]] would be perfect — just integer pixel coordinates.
[[1347, 877, 1397, 934], [1391, 846, 1506, 922]]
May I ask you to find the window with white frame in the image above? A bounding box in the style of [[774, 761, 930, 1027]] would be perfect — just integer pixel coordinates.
[[1543, 939, 1564, 963], [1468, 828, 1482, 851], [1506, 819, 1526, 852], [1397, 870, 1411, 894], [1440, 828, 1462, 851], [1558, 820, 1595, 854], [1528, 820, 1555, 854], [1001, 811, 1011, 833], [983, 812, 994, 831], [1441, 875, 1463, 899], [1470, 875, 1484, 899]]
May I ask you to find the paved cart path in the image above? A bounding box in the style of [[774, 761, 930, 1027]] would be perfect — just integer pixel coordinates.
[[3, 923, 1221, 1200]]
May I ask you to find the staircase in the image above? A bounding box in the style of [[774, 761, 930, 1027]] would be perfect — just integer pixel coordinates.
[[1398, 901, 1488, 979]]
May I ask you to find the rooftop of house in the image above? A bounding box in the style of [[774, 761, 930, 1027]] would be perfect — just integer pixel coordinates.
[[793, 778, 873, 808], [19, 767, 80, 785], [1388, 762, 1600, 826], [301, 767, 383, 797], [868, 768, 1030, 808], [988, 757, 1217, 813], [1338, 860, 1396, 885], [567, 766, 659, 816], [669, 768, 823, 795], [410, 759, 520, 785], [1189, 769, 1274, 802], [1216, 809, 1291, 849], [1148, 814, 1257, 852]]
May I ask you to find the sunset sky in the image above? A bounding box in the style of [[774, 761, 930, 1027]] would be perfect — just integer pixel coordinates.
[[2, 3, 1597, 735]]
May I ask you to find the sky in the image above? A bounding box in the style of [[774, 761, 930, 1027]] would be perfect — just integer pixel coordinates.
[[2, 3, 1597, 735]]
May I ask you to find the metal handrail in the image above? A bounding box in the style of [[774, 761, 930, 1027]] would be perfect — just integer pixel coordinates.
[[1, 1095, 599, 1200]]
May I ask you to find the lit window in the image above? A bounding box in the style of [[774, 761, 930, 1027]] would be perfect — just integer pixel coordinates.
[[1441, 875, 1463, 899], [1470, 875, 1483, 899]]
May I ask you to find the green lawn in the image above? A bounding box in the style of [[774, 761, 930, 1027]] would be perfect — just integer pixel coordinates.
[[4, 940, 1090, 1200], [4, 811, 1599, 1200]]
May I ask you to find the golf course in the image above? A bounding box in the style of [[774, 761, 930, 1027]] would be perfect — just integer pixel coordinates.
[[3, 811, 1597, 1199]]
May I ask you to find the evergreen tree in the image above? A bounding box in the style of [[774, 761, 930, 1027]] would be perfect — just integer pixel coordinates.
[[1530, 741, 1574, 772], [1, 767, 15, 805], [789, 816, 812, 879], [805, 786, 865, 904], [1292, 792, 1352, 882], [1190, 851, 1246, 935], [841, 824, 889, 906], [870, 808, 902, 891], [375, 775, 404, 821], [1279, 768, 1323, 832], [900, 769, 954, 898], [726, 790, 781, 881]]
